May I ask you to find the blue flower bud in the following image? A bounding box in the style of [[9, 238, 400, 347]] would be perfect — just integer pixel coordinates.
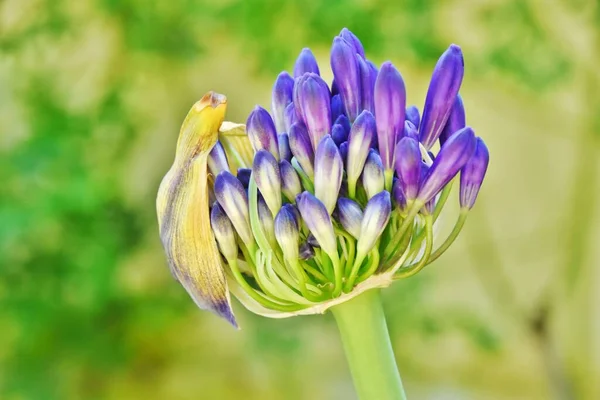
[[210, 202, 238, 262], [296, 73, 332, 150], [252, 150, 282, 215], [331, 78, 339, 95], [288, 123, 314, 178], [403, 120, 419, 141], [374, 61, 406, 170], [340, 28, 365, 57], [419, 163, 436, 215], [331, 36, 361, 121], [274, 204, 300, 262], [293, 74, 308, 121], [347, 110, 376, 189], [272, 72, 295, 133], [208, 141, 230, 175], [279, 159, 302, 201], [439, 94, 466, 146], [392, 178, 407, 210], [247, 106, 280, 161], [256, 195, 277, 248], [418, 126, 476, 203], [294, 48, 320, 78], [357, 191, 391, 256], [331, 94, 344, 122], [367, 60, 378, 75], [334, 114, 351, 134], [336, 197, 363, 238], [214, 171, 253, 248], [419, 44, 464, 149], [339, 141, 349, 163], [362, 149, 385, 199], [306, 233, 320, 248], [314, 135, 343, 214], [460, 137, 489, 209], [331, 123, 348, 146], [405, 105, 420, 128], [357, 55, 376, 113], [299, 241, 315, 260], [296, 192, 338, 258], [394, 137, 422, 200], [236, 168, 251, 188], [284, 102, 297, 133], [278, 133, 292, 161]]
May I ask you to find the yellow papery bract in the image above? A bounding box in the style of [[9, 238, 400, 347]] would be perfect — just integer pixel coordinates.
[[156, 92, 237, 327], [218, 121, 254, 170]]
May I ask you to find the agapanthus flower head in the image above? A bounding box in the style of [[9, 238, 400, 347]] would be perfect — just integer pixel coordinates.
[[157, 30, 490, 326]]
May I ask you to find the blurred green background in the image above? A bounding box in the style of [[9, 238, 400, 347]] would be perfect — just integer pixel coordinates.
[[1, 0, 599, 399]]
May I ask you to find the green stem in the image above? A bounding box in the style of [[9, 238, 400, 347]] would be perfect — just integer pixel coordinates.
[[331, 290, 407, 400]]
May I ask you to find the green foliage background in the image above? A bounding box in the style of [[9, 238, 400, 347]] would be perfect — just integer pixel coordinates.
[[1, 1, 599, 399]]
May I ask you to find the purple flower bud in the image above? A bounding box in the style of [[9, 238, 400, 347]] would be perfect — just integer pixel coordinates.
[[336, 197, 363, 238], [272, 72, 295, 133], [331, 94, 343, 121], [314, 135, 343, 214], [340, 28, 365, 57], [367, 60, 378, 74], [236, 168, 251, 188], [296, 73, 332, 150], [405, 105, 420, 128], [419, 163, 436, 215], [274, 205, 300, 262], [362, 149, 385, 199], [392, 178, 407, 210], [331, 123, 348, 146], [294, 48, 320, 78], [418, 127, 476, 203], [208, 141, 230, 175], [331, 78, 340, 94], [296, 192, 338, 257], [460, 137, 489, 209], [258, 195, 277, 247], [419, 44, 464, 149], [278, 133, 292, 161], [214, 171, 253, 248], [394, 137, 422, 200], [252, 150, 282, 215], [403, 120, 419, 141], [293, 74, 308, 121], [357, 191, 391, 256], [357, 55, 376, 113], [247, 106, 280, 161], [284, 102, 297, 132], [439, 94, 466, 146], [347, 110, 376, 188], [306, 233, 319, 248], [299, 241, 315, 260], [210, 202, 238, 262], [334, 114, 351, 134], [288, 123, 314, 178], [279, 159, 302, 201], [374, 61, 406, 170], [339, 141, 348, 163], [331, 36, 361, 121]]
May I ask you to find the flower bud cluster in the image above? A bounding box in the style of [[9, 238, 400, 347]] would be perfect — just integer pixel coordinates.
[[208, 29, 489, 312]]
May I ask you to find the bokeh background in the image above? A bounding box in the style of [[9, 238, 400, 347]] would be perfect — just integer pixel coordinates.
[[1, 0, 599, 399]]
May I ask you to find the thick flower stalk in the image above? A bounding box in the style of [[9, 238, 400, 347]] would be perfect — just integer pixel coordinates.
[[157, 28, 490, 399]]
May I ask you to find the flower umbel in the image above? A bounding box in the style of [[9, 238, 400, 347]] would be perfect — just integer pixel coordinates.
[[157, 29, 490, 327]]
